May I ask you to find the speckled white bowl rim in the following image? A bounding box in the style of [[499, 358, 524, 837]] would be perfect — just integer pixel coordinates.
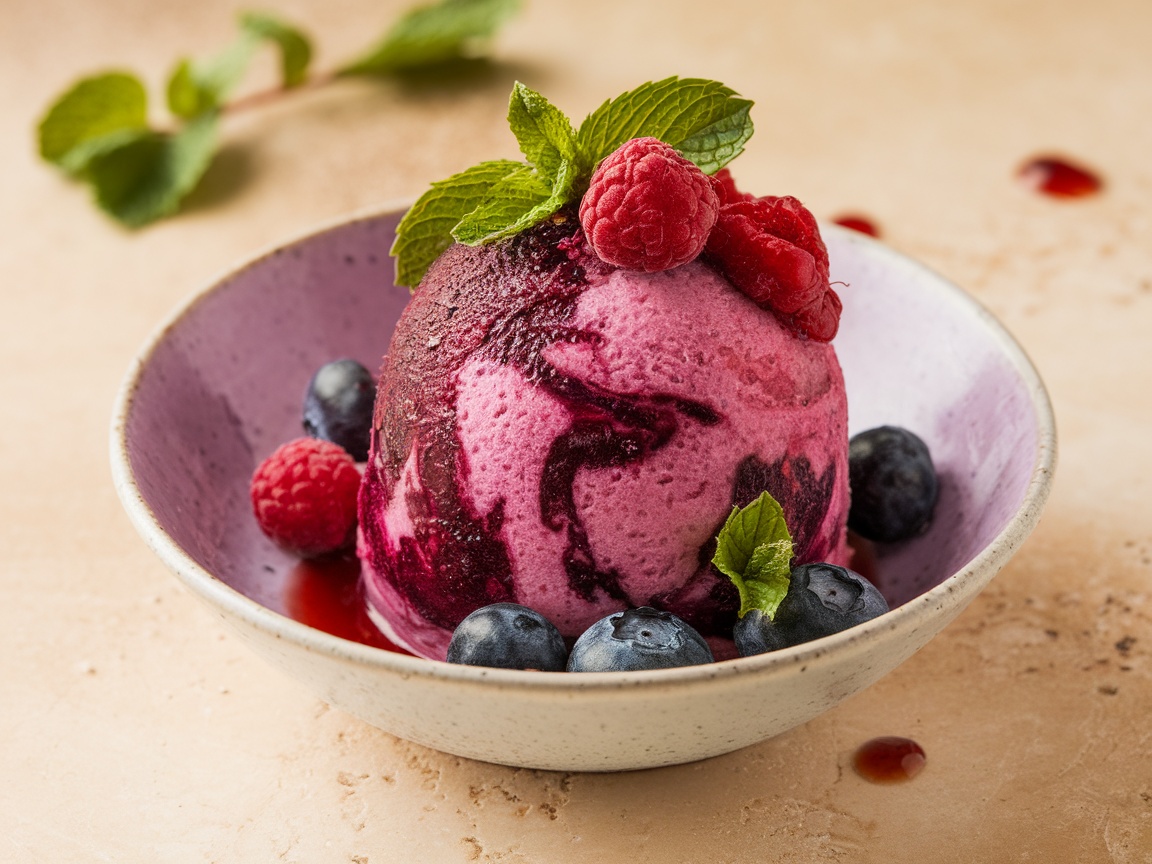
[[110, 201, 1057, 751]]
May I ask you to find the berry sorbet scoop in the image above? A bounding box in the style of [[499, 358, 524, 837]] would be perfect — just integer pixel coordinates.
[[357, 79, 850, 660]]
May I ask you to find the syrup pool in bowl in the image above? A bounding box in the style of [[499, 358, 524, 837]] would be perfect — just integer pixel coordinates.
[[112, 204, 1055, 771]]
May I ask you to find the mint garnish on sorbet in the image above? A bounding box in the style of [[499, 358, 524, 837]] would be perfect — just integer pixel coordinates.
[[392, 76, 755, 287], [711, 491, 794, 620]]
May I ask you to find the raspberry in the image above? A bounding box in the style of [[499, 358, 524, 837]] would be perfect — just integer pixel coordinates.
[[705, 195, 842, 342], [579, 137, 719, 272], [786, 288, 843, 343], [250, 438, 362, 557]]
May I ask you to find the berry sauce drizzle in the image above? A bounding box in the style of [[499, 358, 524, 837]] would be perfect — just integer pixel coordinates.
[[831, 215, 880, 237], [284, 553, 413, 654], [853, 736, 926, 783], [1017, 156, 1102, 198]]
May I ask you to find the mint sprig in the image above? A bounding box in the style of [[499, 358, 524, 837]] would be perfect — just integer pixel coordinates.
[[36, 0, 521, 228], [391, 76, 755, 288], [711, 492, 794, 620]]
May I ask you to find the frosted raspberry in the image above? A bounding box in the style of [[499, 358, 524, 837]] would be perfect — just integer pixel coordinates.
[[786, 288, 843, 343], [579, 137, 719, 272], [251, 438, 362, 557], [705, 195, 842, 341]]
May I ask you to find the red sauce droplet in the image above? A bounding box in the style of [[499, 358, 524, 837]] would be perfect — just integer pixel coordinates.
[[853, 736, 927, 784], [1018, 156, 1103, 198], [832, 214, 880, 237], [284, 553, 414, 654]]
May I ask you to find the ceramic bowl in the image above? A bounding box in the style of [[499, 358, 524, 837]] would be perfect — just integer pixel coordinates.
[[112, 204, 1056, 772]]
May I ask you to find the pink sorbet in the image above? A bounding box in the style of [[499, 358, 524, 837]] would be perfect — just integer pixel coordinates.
[[358, 216, 850, 660]]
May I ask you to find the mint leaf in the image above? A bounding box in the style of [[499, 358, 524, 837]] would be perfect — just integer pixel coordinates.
[[507, 82, 578, 181], [166, 60, 215, 119], [452, 160, 579, 245], [340, 0, 521, 75], [575, 77, 753, 175], [241, 12, 313, 88], [711, 491, 794, 619], [86, 113, 219, 227], [742, 540, 792, 618], [391, 159, 522, 287], [58, 128, 153, 177], [166, 33, 257, 119], [38, 72, 149, 172], [676, 102, 755, 175], [451, 166, 548, 244]]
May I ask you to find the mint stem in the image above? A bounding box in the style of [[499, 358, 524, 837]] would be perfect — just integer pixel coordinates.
[[220, 69, 339, 116]]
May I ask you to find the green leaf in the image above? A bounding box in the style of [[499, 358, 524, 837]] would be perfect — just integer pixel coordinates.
[[340, 0, 521, 75], [391, 159, 522, 287], [241, 11, 313, 88], [676, 101, 755, 175], [711, 491, 794, 619], [452, 161, 579, 245], [507, 81, 578, 181], [57, 128, 152, 176], [743, 540, 792, 617], [166, 33, 257, 119], [85, 112, 219, 227], [166, 60, 213, 119], [575, 76, 754, 175], [37, 72, 150, 172]]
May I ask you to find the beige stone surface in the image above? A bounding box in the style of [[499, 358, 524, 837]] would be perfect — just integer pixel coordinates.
[[2, 0, 1150, 860]]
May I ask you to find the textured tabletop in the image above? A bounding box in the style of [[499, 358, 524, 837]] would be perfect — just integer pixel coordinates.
[[2, 1, 1150, 860]]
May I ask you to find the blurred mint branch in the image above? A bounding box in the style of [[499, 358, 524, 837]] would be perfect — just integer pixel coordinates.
[[36, 0, 521, 228]]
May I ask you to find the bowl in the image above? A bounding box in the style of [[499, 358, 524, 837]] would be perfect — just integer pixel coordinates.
[[111, 204, 1056, 772]]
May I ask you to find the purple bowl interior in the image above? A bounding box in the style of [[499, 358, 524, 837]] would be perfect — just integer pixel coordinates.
[[124, 214, 1040, 625], [126, 213, 410, 611], [834, 234, 1039, 605]]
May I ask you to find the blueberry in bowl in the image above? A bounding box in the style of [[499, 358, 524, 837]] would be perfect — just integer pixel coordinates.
[[567, 607, 714, 673], [446, 603, 568, 672], [302, 358, 376, 462], [848, 425, 939, 542], [734, 563, 889, 656]]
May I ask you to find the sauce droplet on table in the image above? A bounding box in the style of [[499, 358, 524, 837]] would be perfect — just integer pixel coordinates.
[[853, 736, 927, 783], [1017, 156, 1103, 198]]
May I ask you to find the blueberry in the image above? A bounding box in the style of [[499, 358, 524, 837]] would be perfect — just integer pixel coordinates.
[[567, 607, 713, 672], [446, 603, 568, 671], [848, 425, 938, 542], [303, 359, 376, 461], [734, 563, 889, 656]]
